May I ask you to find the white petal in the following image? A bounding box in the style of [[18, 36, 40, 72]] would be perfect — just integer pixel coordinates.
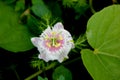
[[61, 29, 75, 48], [31, 37, 41, 47], [38, 53, 49, 62], [38, 48, 59, 62], [40, 26, 51, 38], [58, 41, 73, 61], [53, 22, 64, 30], [52, 47, 68, 63], [43, 26, 51, 34], [46, 51, 60, 61], [58, 52, 68, 63]]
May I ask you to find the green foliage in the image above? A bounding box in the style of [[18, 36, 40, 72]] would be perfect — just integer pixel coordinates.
[[72, 34, 88, 53], [81, 5, 120, 80], [52, 66, 72, 80], [0, 1, 34, 52], [15, 0, 25, 12], [3, 0, 120, 80], [27, 15, 44, 36], [38, 76, 48, 80], [32, 0, 44, 5], [75, 34, 87, 49], [27, 14, 59, 36], [30, 0, 60, 29], [3, 0, 16, 4], [57, 75, 65, 80], [62, 0, 78, 8], [73, 0, 89, 19], [31, 55, 46, 70], [31, 0, 51, 18], [46, 1, 62, 18], [62, 0, 89, 19], [63, 0, 88, 8]]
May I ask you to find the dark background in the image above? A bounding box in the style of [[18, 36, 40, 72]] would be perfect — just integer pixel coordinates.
[[0, 0, 118, 80]]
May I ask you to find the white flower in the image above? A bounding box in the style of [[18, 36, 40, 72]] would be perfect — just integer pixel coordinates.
[[31, 22, 74, 63]]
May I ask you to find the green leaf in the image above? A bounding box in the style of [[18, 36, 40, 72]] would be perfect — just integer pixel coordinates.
[[62, 0, 89, 19], [57, 75, 65, 80], [0, 2, 34, 52], [32, 0, 44, 5], [52, 66, 72, 80], [38, 76, 48, 80], [3, 0, 16, 4], [27, 15, 42, 35], [73, 0, 89, 19], [31, 0, 51, 18], [81, 5, 120, 80], [38, 76, 43, 80], [62, 0, 76, 7], [47, 2, 62, 18], [15, 0, 25, 12], [81, 49, 120, 80]]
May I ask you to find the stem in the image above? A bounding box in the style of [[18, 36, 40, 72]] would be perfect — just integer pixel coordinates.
[[112, 0, 118, 4], [11, 65, 21, 80], [24, 62, 56, 80], [89, 0, 96, 14], [19, 8, 30, 23], [20, 8, 30, 18], [24, 57, 81, 80], [14, 69, 21, 80], [62, 57, 81, 65]]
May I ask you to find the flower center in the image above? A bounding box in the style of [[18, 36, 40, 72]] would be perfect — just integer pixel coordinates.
[[51, 38, 58, 47], [44, 32, 64, 51]]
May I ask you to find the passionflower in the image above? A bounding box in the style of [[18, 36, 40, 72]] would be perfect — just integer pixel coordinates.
[[31, 22, 74, 63]]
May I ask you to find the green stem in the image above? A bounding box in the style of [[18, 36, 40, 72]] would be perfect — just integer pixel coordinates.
[[112, 0, 118, 4], [24, 56, 81, 80], [24, 62, 56, 80], [14, 69, 21, 80], [89, 0, 96, 14], [11, 65, 21, 80], [63, 57, 81, 65]]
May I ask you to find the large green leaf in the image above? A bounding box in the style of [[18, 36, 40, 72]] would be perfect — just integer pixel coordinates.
[[31, 0, 51, 18], [0, 2, 34, 52], [81, 5, 120, 80], [3, 0, 16, 4]]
